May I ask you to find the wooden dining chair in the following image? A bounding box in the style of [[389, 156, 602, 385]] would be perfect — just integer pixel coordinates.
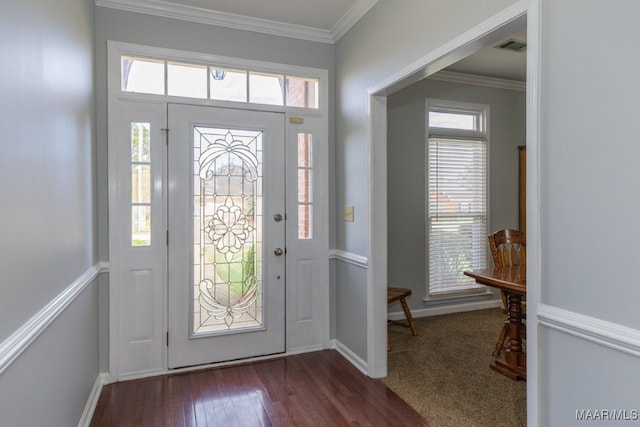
[[488, 229, 526, 357], [387, 287, 419, 351]]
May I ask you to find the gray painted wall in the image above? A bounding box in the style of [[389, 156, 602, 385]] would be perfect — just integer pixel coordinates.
[[0, 0, 96, 343], [539, 0, 640, 423], [540, 329, 640, 426], [0, 0, 99, 424], [3, 1, 637, 424], [0, 284, 100, 426], [336, 0, 640, 423], [334, 0, 518, 361], [387, 78, 525, 311], [335, 262, 368, 357], [540, 0, 640, 329]]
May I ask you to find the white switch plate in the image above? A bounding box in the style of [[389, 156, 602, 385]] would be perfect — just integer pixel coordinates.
[[343, 205, 354, 222]]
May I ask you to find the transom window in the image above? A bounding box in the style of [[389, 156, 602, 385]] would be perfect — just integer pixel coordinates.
[[426, 100, 489, 297], [121, 55, 319, 109]]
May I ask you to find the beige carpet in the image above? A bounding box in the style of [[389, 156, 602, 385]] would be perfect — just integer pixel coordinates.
[[383, 308, 526, 427]]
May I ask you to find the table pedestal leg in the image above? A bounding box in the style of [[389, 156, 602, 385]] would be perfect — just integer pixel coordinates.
[[490, 292, 526, 380]]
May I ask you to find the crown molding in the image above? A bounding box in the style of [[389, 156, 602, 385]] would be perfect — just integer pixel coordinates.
[[95, 0, 334, 43], [428, 70, 526, 91], [331, 0, 378, 41], [95, 0, 378, 44]]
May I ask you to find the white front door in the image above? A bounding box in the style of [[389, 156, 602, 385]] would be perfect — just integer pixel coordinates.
[[167, 104, 286, 368]]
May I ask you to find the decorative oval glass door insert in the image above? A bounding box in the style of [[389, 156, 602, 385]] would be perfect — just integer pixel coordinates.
[[193, 126, 263, 335]]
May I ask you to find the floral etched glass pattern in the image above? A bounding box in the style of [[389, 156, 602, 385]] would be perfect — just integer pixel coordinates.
[[193, 126, 263, 334]]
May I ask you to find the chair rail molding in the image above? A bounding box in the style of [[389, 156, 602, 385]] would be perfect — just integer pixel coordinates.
[[538, 303, 640, 358], [0, 262, 109, 375], [329, 249, 368, 268]]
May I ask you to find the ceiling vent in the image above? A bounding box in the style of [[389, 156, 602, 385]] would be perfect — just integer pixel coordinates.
[[495, 39, 527, 52]]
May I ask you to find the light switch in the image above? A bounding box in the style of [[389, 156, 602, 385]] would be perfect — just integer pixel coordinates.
[[343, 205, 354, 222]]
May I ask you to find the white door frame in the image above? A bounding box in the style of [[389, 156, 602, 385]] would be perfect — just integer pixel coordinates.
[[364, 1, 539, 425], [107, 41, 330, 380]]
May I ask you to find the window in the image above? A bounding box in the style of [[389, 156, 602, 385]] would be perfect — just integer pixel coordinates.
[[249, 71, 284, 106], [426, 100, 488, 296], [167, 61, 207, 98], [286, 76, 319, 109], [119, 55, 320, 109], [131, 122, 152, 246], [210, 68, 247, 102], [121, 56, 164, 95], [297, 133, 313, 239]]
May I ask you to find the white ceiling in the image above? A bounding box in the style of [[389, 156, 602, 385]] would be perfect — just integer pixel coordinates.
[[96, 0, 526, 81], [447, 29, 527, 82]]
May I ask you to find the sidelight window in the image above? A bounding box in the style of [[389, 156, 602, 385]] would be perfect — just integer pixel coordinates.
[[131, 122, 152, 246], [297, 133, 313, 239]]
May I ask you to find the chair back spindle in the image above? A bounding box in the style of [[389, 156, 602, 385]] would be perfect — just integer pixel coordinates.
[[488, 229, 526, 268]]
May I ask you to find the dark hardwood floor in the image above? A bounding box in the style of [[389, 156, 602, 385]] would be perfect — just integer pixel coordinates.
[[90, 350, 432, 426]]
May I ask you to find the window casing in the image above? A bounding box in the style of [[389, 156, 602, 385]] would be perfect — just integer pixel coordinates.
[[426, 100, 489, 297]]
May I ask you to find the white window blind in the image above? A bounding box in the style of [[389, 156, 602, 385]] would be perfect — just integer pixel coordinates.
[[428, 137, 487, 295]]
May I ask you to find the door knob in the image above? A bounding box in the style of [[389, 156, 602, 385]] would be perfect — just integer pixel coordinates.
[[273, 213, 283, 222], [274, 247, 284, 256]]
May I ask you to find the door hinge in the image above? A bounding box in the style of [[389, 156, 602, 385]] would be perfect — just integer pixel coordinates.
[[161, 128, 169, 145], [166, 331, 169, 346], [166, 230, 169, 245]]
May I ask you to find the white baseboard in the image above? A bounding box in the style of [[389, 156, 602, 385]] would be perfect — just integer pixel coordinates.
[[78, 373, 108, 427], [388, 298, 502, 321], [538, 303, 640, 359], [330, 339, 368, 375]]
